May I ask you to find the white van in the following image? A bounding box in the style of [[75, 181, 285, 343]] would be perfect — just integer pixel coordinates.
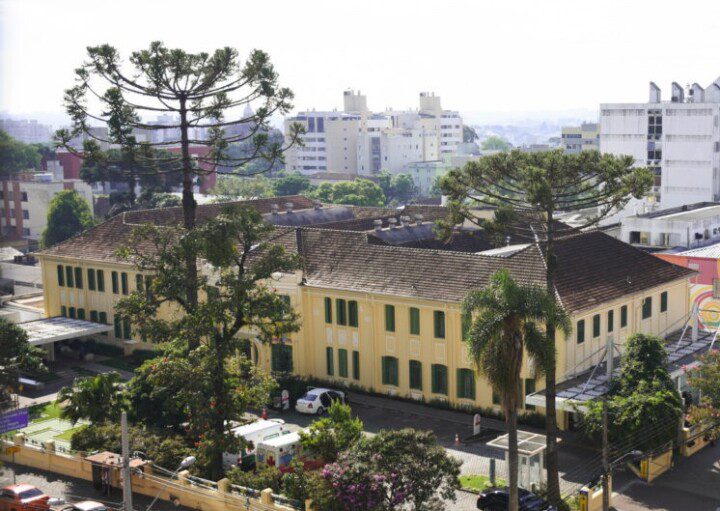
[[255, 431, 303, 470], [222, 419, 287, 470]]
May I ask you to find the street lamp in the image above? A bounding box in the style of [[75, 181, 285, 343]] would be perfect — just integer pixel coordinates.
[[146, 456, 196, 511]]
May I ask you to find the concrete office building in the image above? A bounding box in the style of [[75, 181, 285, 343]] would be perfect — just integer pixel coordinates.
[[561, 122, 599, 154], [285, 91, 463, 176], [0, 118, 52, 144], [600, 78, 720, 207]]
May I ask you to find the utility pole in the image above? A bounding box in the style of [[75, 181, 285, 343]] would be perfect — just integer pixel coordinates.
[[121, 411, 133, 511], [602, 399, 610, 511]]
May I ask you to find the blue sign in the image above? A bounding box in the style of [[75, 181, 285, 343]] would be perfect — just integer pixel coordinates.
[[0, 408, 29, 434]]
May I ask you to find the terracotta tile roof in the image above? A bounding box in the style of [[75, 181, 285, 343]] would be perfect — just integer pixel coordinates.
[[550, 231, 696, 314]]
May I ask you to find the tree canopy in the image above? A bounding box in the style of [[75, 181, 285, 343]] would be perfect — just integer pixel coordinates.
[[299, 401, 363, 463], [480, 135, 512, 151], [462, 125, 479, 143], [41, 190, 95, 247], [0, 318, 46, 401], [377, 171, 418, 204], [58, 372, 127, 424], [310, 179, 385, 206], [272, 172, 312, 197], [210, 174, 273, 200], [0, 130, 41, 176]]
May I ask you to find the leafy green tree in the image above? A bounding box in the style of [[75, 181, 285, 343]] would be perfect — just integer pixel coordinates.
[[272, 172, 312, 197], [56, 42, 302, 315], [217, 129, 287, 175], [463, 125, 479, 143], [126, 355, 188, 431], [0, 130, 41, 176], [210, 174, 273, 200], [0, 318, 46, 397], [138, 191, 182, 209], [377, 171, 417, 204], [463, 270, 569, 511], [116, 205, 299, 478], [71, 422, 192, 468], [580, 334, 682, 452], [41, 190, 95, 247], [58, 372, 126, 424], [322, 428, 461, 511], [480, 135, 512, 151], [299, 401, 363, 463], [440, 149, 652, 505], [227, 465, 283, 493], [309, 179, 385, 206], [688, 350, 720, 410]]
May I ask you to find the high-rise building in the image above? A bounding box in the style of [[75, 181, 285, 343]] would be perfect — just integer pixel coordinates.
[[284, 91, 463, 176], [561, 122, 599, 154], [0, 118, 52, 144], [600, 78, 720, 207]]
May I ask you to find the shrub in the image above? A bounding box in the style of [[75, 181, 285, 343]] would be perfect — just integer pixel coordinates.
[[227, 466, 282, 493]]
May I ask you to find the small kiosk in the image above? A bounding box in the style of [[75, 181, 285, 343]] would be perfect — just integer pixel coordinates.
[[487, 431, 556, 491]]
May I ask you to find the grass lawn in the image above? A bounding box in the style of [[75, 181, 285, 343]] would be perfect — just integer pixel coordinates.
[[459, 474, 506, 493], [97, 357, 137, 372], [54, 424, 86, 442], [29, 401, 63, 422]]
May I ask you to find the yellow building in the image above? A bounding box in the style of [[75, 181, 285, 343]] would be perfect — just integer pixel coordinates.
[[35, 196, 694, 428]]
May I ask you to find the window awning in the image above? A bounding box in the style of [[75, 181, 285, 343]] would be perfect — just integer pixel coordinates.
[[18, 317, 113, 346]]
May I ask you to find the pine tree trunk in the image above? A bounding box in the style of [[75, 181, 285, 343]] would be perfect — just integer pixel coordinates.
[[544, 213, 562, 506], [508, 407, 519, 511], [179, 97, 199, 350]]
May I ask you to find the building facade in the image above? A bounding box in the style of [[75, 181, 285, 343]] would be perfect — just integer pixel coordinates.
[[285, 91, 463, 176], [36, 197, 694, 429], [0, 172, 93, 244], [600, 79, 720, 207], [561, 122, 599, 154]]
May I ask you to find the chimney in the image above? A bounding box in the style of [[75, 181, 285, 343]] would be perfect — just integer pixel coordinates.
[[314, 203, 322, 210], [388, 217, 398, 229], [271, 204, 279, 215], [373, 219, 383, 231], [285, 202, 294, 214], [401, 215, 412, 227], [414, 214, 424, 225]]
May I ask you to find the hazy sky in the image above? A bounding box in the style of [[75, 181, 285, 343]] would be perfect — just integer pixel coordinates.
[[2, 0, 720, 125]]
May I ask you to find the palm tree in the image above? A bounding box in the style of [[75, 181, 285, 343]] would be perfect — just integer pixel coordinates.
[[463, 270, 569, 511], [58, 371, 126, 424]]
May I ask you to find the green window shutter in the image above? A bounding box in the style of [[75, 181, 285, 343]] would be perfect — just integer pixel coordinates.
[[114, 314, 122, 338], [642, 297, 652, 319], [326, 347, 334, 376], [492, 391, 500, 405], [607, 310, 614, 333], [620, 305, 628, 327], [324, 297, 332, 323], [577, 319, 585, 344], [74, 267, 83, 289], [433, 311, 445, 339], [69, 307, 76, 319], [592, 314, 600, 338], [60, 306, 66, 317], [660, 291, 668, 312], [121, 272, 129, 295], [461, 311, 472, 339], [432, 364, 447, 395], [99, 311, 107, 324], [409, 360, 422, 390], [112, 271, 119, 294], [385, 305, 395, 332], [382, 357, 398, 386], [88, 269, 96, 291], [348, 301, 358, 327], [123, 317, 131, 340], [457, 369, 475, 400], [57, 265, 64, 287], [352, 351, 360, 380], [66, 266, 74, 288], [135, 274, 144, 293], [97, 270, 105, 292], [409, 307, 420, 335], [90, 310, 98, 322], [77, 308, 85, 320], [271, 344, 293, 373], [336, 298, 347, 325], [524, 379, 536, 410], [338, 349, 348, 377]]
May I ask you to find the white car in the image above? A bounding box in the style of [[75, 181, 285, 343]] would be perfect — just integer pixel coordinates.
[[295, 387, 347, 415]]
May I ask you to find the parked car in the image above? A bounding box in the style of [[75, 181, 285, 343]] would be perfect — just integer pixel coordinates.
[[58, 501, 107, 511], [294, 387, 347, 415], [477, 487, 557, 511], [0, 484, 50, 511]]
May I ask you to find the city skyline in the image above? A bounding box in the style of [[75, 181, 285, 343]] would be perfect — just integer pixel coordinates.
[[2, 0, 720, 126]]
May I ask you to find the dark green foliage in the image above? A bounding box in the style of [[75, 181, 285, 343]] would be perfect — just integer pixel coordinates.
[[309, 179, 385, 206], [463, 125, 479, 143], [126, 355, 188, 431], [480, 135, 511, 151], [299, 401, 363, 463], [227, 465, 283, 493], [0, 318, 46, 395], [272, 172, 311, 196], [41, 190, 95, 247], [70, 422, 192, 469], [0, 130, 41, 176], [377, 171, 418, 203], [58, 372, 126, 424]]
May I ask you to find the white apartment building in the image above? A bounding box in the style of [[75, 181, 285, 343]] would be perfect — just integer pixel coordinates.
[[561, 122, 599, 154], [285, 91, 463, 176], [600, 78, 720, 208], [0, 172, 93, 245], [0, 118, 52, 144]]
